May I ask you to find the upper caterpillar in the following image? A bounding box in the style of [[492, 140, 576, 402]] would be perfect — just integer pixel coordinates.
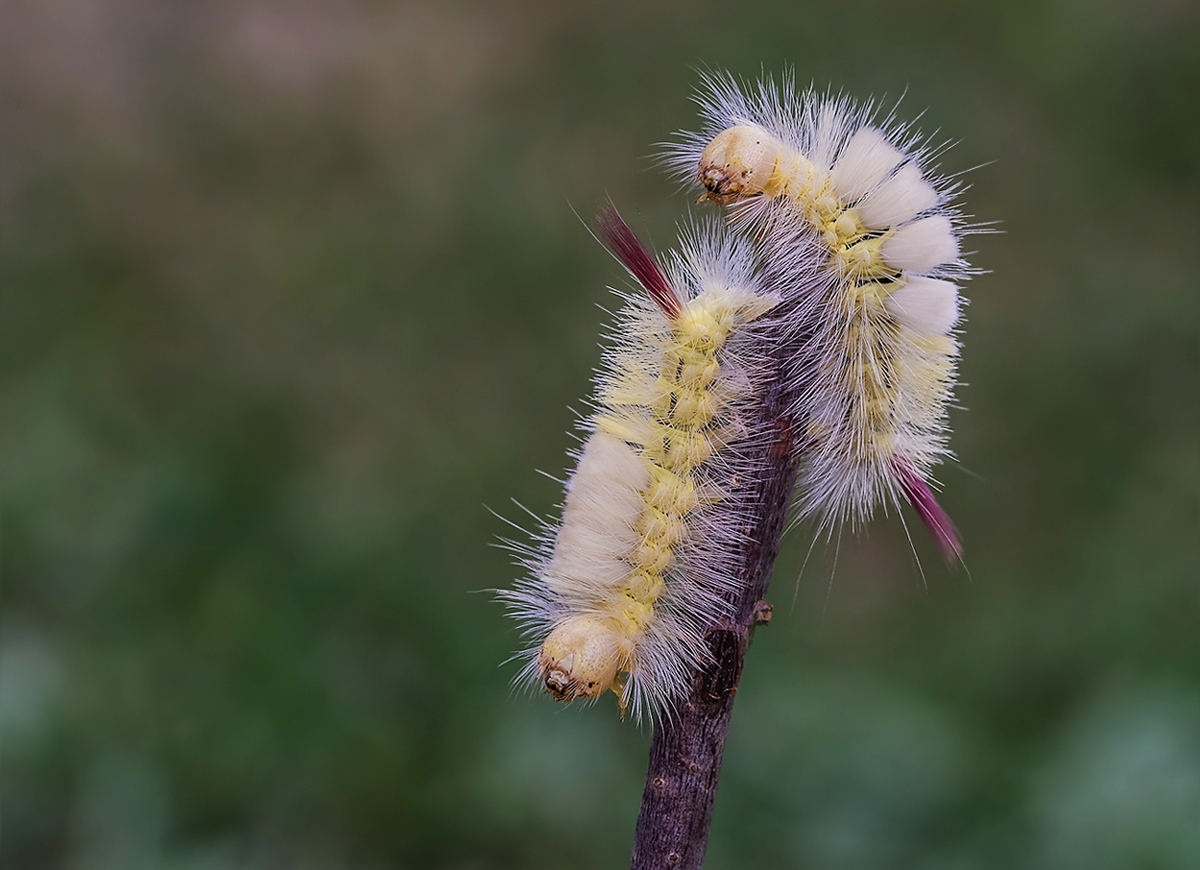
[[664, 73, 971, 559], [501, 210, 780, 720]]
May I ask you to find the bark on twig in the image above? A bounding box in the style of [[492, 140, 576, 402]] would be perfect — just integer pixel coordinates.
[[630, 358, 800, 870]]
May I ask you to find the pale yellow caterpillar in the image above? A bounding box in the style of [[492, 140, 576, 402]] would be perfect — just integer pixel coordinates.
[[501, 211, 780, 720], [665, 74, 972, 558]]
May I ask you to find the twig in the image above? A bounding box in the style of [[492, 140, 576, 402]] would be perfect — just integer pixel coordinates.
[[630, 345, 801, 869]]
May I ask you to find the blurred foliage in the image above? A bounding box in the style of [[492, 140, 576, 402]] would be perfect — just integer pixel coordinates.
[[2, 1, 1198, 868]]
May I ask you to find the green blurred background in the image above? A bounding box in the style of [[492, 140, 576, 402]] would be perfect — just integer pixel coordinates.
[[3, 1, 1198, 867]]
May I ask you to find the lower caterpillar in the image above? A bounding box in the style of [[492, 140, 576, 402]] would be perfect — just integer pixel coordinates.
[[501, 210, 779, 720]]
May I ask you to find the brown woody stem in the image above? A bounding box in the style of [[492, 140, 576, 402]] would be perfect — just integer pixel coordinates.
[[630, 349, 801, 870]]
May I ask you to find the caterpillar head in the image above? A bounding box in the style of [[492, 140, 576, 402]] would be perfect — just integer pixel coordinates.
[[537, 616, 625, 701], [697, 125, 783, 204]]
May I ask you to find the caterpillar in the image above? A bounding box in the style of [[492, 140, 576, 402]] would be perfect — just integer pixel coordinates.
[[664, 73, 970, 559], [501, 211, 781, 720]]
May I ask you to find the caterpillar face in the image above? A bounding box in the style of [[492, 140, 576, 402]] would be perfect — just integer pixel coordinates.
[[697, 125, 784, 204], [538, 616, 627, 701]]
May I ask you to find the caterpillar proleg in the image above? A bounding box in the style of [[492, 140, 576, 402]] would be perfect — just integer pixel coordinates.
[[501, 210, 781, 720], [665, 74, 972, 559]]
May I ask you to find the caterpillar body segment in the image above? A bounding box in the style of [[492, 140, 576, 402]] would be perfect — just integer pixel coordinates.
[[502, 213, 781, 720], [666, 75, 970, 558]]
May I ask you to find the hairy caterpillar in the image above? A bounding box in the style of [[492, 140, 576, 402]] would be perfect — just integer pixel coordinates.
[[501, 211, 781, 720], [664, 74, 971, 558]]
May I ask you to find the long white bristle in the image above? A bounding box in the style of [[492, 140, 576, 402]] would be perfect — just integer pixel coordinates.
[[830, 127, 905, 204], [885, 276, 961, 336], [880, 216, 960, 273], [857, 162, 939, 229]]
